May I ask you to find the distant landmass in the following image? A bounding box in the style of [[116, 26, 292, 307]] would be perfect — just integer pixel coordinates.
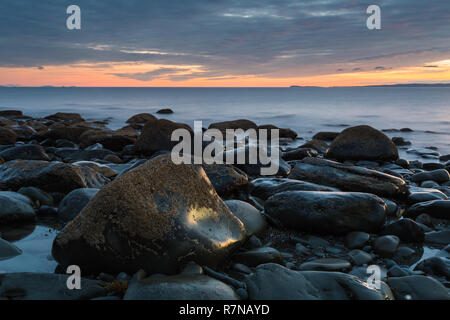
[[290, 83, 450, 88]]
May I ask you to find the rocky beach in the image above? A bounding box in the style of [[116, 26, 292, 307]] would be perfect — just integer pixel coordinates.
[[0, 109, 449, 300]]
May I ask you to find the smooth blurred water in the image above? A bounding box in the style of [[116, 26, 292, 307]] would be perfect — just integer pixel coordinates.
[[0, 87, 449, 156]]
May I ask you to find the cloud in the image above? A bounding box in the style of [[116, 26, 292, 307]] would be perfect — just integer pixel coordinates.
[[110, 67, 190, 81]]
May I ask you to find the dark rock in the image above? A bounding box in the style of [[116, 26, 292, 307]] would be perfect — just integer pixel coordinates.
[[281, 147, 312, 161], [79, 128, 137, 152], [0, 160, 109, 193], [392, 137, 411, 146], [439, 154, 450, 162], [248, 177, 338, 200], [258, 124, 298, 139], [135, 119, 193, 155], [209, 119, 257, 134], [380, 219, 424, 243], [326, 125, 398, 161], [265, 191, 386, 235], [300, 139, 328, 153], [156, 108, 174, 114], [0, 273, 106, 300], [407, 190, 448, 204], [233, 247, 283, 267], [388, 265, 410, 277], [387, 276, 449, 300], [424, 230, 450, 245], [202, 164, 248, 197], [345, 231, 370, 249], [0, 127, 17, 145], [73, 161, 117, 178], [373, 235, 400, 257], [0, 144, 50, 161], [126, 113, 157, 125], [17, 186, 53, 206], [58, 188, 99, 222], [103, 154, 122, 164], [0, 110, 23, 118], [52, 155, 246, 275], [55, 147, 115, 162], [312, 132, 339, 141], [405, 200, 450, 220], [45, 112, 84, 123], [0, 238, 22, 260], [415, 257, 449, 279], [288, 158, 408, 198], [0, 191, 36, 224], [299, 258, 351, 271], [423, 163, 445, 171], [225, 200, 267, 236], [348, 250, 373, 266], [411, 169, 450, 183], [395, 159, 410, 168], [245, 263, 388, 300]]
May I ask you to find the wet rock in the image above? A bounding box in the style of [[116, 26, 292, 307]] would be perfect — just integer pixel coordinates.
[[135, 119, 193, 155], [0, 144, 50, 161], [405, 200, 450, 220], [202, 164, 248, 197], [209, 119, 257, 134], [0, 191, 36, 224], [10, 124, 37, 140], [265, 191, 386, 235], [225, 200, 267, 236], [281, 147, 312, 161], [411, 169, 450, 183], [258, 124, 298, 139], [373, 235, 400, 257], [248, 177, 338, 200], [392, 137, 411, 146], [0, 238, 22, 260], [52, 155, 246, 275], [126, 113, 157, 126], [387, 276, 449, 300], [0, 127, 17, 145], [54, 147, 115, 162], [45, 112, 84, 123], [300, 139, 328, 153], [233, 247, 283, 267], [17, 186, 53, 206], [73, 161, 118, 178], [345, 232, 370, 249], [440, 154, 450, 162], [392, 246, 421, 266], [0, 110, 23, 118], [348, 250, 373, 266], [288, 158, 408, 198], [103, 154, 122, 164], [0, 273, 106, 300], [312, 131, 339, 141], [423, 163, 445, 171], [0, 160, 109, 193], [38, 122, 98, 142], [299, 258, 351, 271], [124, 273, 239, 300], [58, 188, 99, 222], [415, 257, 450, 279], [407, 190, 448, 204], [326, 125, 398, 161], [80, 129, 137, 152], [245, 263, 388, 300], [424, 230, 450, 245], [156, 108, 174, 114], [380, 219, 424, 243], [388, 265, 410, 277]]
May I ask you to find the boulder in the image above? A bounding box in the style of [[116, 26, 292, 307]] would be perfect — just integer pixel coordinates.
[[208, 119, 257, 134], [17, 186, 53, 206], [52, 155, 246, 274], [44, 112, 84, 123], [414, 257, 450, 280], [325, 125, 398, 161], [245, 263, 389, 300], [257, 124, 298, 139], [411, 169, 450, 183], [0, 238, 22, 260], [233, 247, 282, 267], [126, 113, 157, 125], [299, 258, 352, 271], [288, 157, 409, 198], [405, 200, 450, 220], [0, 144, 50, 161], [0, 160, 109, 193], [0, 191, 36, 224], [135, 119, 193, 155], [380, 219, 424, 243], [202, 164, 248, 197], [225, 200, 267, 236], [58, 188, 99, 222], [264, 191, 386, 235], [373, 235, 400, 257], [312, 132, 339, 141], [156, 108, 174, 114], [387, 276, 449, 300], [0, 127, 17, 145], [79, 128, 137, 152]]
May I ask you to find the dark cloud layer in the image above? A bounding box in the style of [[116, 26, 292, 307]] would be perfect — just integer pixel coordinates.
[[0, 0, 449, 80]]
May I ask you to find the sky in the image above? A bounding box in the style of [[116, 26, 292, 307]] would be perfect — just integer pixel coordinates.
[[0, 0, 449, 87]]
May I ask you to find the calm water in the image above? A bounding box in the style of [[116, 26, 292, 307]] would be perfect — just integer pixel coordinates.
[[0, 87, 449, 157]]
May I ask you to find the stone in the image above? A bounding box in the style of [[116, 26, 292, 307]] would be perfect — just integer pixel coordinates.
[[392, 137, 411, 146], [208, 119, 257, 134], [0, 144, 50, 161], [126, 113, 157, 125], [373, 235, 400, 257], [0, 238, 22, 260], [73, 161, 118, 178], [325, 125, 398, 161], [233, 247, 283, 267], [0, 127, 17, 145], [407, 191, 448, 204], [156, 108, 174, 114], [380, 219, 425, 243], [258, 124, 298, 139], [0, 191, 36, 224], [423, 163, 445, 171], [387, 276, 449, 300], [439, 154, 450, 162], [288, 158, 408, 198], [388, 265, 410, 277], [405, 200, 450, 220], [300, 139, 328, 153], [79, 128, 138, 152], [0, 273, 106, 300], [348, 250, 373, 266], [0, 160, 109, 193], [245, 263, 388, 300], [345, 232, 370, 249], [281, 147, 312, 161], [411, 169, 450, 183], [202, 164, 248, 197], [58, 188, 99, 222], [225, 200, 267, 236], [414, 257, 450, 279], [54, 147, 115, 162], [312, 132, 339, 141], [45, 112, 84, 123], [124, 273, 239, 300], [248, 177, 338, 200], [52, 155, 246, 275], [264, 191, 386, 235], [424, 230, 450, 245], [17, 186, 53, 206], [299, 258, 351, 271], [135, 119, 193, 155]]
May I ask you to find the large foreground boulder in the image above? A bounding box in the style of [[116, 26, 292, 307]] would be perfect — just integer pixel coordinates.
[[52, 155, 246, 274], [0, 160, 109, 193], [325, 125, 398, 161], [264, 191, 386, 235], [288, 158, 409, 198], [245, 263, 390, 300]]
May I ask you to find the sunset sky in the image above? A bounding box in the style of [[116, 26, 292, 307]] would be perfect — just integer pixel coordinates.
[[1, 0, 449, 87]]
